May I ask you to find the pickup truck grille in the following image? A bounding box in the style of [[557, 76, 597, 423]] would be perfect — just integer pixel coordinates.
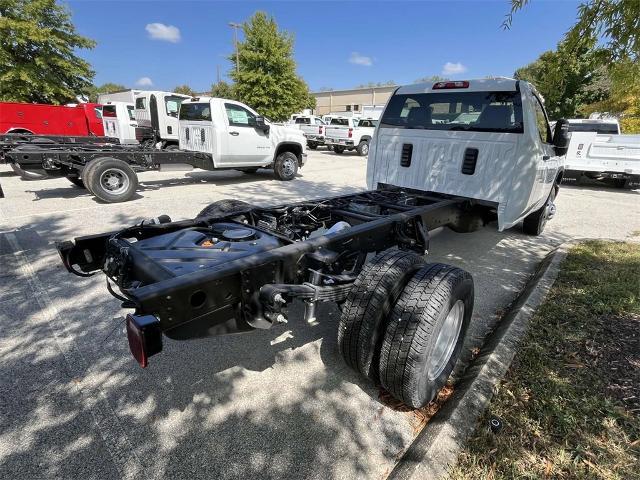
[[400, 144, 413, 167], [461, 148, 478, 175]]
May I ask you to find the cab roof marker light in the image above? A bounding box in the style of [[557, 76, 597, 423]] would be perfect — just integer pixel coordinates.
[[433, 81, 470, 89]]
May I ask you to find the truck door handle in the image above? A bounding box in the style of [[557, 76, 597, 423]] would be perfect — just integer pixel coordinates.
[[542, 155, 551, 161], [229, 131, 239, 136]]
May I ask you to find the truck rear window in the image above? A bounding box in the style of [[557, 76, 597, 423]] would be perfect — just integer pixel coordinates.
[[179, 103, 212, 121], [135, 97, 146, 110], [380, 91, 524, 133], [295, 117, 311, 124], [330, 118, 349, 126]]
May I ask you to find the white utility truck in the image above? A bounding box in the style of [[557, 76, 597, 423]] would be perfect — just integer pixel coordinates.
[[56, 78, 570, 411], [134, 91, 191, 149], [7, 97, 307, 202], [101, 101, 138, 144], [292, 115, 329, 149], [567, 118, 621, 135], [368, 79, 568, 234], [325, 117, 378, 155], [564, 131, 640, 188]]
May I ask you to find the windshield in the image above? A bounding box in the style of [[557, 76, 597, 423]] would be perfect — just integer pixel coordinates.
[[380, 91, 524, 133], [179, 103, 212, 121], [568, 123, 618, 134]]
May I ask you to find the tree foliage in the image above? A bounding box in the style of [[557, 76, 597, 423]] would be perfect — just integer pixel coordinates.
[[86, 82, 126, 103], [505, 0, 639, 61], [0, 0, 96, 104], [173, 85, 197, 97], [514, 39, 610, 118], [229, 12, 314, 120], [210, 80, 237, 100], [354, 80, 396, 88], [414, 75, 447, 84]]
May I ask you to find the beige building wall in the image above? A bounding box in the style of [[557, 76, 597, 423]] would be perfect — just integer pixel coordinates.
[[312, 85, 397, 115]]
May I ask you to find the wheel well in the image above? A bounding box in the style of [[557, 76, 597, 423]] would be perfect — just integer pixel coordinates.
[[275, 142, 303, 164], [6, 128, 34, 134], [360, 136, 372, 143], [555, 169, 564, 185]]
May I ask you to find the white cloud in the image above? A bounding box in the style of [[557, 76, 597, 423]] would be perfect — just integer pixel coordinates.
[[442, 62, 467, 76], [145, 23, 181, 43], [136, 77, 153, 87], [349, 52, 373, 67]]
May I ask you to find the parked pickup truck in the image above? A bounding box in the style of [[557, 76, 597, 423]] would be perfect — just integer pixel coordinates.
[[5, 97, 307, 202], [563, 131, 640, 188], [325, 117, 378, 155], [56, 78, 569, 409], [292, 115, 329, 149]]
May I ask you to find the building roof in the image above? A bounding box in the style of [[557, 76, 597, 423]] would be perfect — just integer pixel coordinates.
[[312, 85, 398, 95]]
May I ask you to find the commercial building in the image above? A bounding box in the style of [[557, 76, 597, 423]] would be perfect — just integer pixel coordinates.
[[312, 85, 397, 115]]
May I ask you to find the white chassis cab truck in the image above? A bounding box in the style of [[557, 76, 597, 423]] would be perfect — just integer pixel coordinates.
[[325, 117, 378, 156], [134, 91, 191, 149], [368, 79, 568, 234], [55, 79, 569, 411], [101, 101, 138, 144]]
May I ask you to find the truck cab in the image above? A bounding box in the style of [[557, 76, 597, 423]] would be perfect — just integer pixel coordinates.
[[134, 91, 191, 148], [101, 101, 138, 144], [368, 78, 568, 234], [178, 97, 307, 171]]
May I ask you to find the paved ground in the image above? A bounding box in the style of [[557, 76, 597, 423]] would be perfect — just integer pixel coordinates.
[[1, 150, 638, 480]]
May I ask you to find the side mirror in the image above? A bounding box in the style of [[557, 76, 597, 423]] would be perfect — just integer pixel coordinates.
[[254, 116, 270, 133], [552, 118, 571, 156]]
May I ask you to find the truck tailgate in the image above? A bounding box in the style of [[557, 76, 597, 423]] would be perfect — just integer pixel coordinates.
[[566, 132, 640, 174], [325, 126, 350, 139]]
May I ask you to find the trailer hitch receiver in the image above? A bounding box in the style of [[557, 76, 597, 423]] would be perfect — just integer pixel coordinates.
[[126, 314, 163, 368]]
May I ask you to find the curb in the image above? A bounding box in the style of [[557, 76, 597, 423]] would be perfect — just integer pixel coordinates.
[[388, 242, 572, 480]]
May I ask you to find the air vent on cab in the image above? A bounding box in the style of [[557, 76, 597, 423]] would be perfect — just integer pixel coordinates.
[[462, 148, 478, 175], [400, 144, 413, 167]]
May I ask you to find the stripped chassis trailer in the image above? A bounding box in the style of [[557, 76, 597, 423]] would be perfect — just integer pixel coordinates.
[[59, 187, 483, 407]]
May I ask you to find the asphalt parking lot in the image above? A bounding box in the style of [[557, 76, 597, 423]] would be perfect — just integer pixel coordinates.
[[1, 150, 639, 480]]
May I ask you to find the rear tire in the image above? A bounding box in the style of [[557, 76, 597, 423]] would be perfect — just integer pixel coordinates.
[[273, 151, 298, 181], [66, 175, 85, 188], [333, 146, 346, 154], [338, 250, 426, 384], [380, 264, 474, 409], [307, 142, 318, 150], [81, 160, 101, 195], [356, 141, 369, 156], [523, 187, 556, 236], [86, 157, 138, 203], [196, 199, 253, 219]]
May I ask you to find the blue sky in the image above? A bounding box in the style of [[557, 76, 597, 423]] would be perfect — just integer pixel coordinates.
[[67, 0, 581, 92]]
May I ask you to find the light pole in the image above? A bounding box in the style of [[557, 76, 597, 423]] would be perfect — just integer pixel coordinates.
[[228, 22, 241, 75]]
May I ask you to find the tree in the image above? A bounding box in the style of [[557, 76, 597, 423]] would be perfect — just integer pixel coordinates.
[[0, 0, 96, 104], [414, 75, 447, 83], [505, 0, 639, 61], [514, 39, 610, 118], [229, 12, 314, 121], [173, 85, 197, 96], [210, 80, 236, 99], [86, 82, 126, 103]]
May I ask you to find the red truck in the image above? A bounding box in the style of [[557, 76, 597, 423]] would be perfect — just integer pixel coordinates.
[[0, 102, 105, 136]]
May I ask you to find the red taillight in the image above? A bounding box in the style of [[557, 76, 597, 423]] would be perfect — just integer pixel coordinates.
[[126, 314, 163, 368], [433, 81, 470, 89], [348, 128, 353, 138], [319, 126, 323, 134]]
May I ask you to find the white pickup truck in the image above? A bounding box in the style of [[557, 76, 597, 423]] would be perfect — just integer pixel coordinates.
[[368, 78, 569, 234], [564, 131, 640, 188], [325, 117, 378, 156], [292, 115, 329, 149]]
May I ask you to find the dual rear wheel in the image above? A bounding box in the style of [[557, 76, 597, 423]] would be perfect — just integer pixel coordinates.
[[338, 251, 474, 408]]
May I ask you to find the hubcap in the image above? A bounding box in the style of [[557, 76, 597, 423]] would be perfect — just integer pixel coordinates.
[[428, 300, 465, 380], [361, 143, 369, 155], [282, 158, 295, 177], [100, 168, 130, 195]]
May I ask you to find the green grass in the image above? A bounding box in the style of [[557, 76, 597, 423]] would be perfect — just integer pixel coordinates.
[[450, 241, 640, 480]]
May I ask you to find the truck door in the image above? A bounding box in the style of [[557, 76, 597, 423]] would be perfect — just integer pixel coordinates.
[[123, 104, 138, 142], [531, 93, 557, 207], [219, 102, 272, 166], [102, 105, 120, 139]]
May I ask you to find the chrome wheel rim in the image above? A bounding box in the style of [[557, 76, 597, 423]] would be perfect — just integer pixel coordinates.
[[428, 300, 464, 380], [361, 143, 369, 155], [282, 158, 295, 177], [100, 168, 130, 195]]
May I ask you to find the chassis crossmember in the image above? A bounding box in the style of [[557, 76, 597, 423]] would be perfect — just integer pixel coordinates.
[[58, 187, 483, 365]]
